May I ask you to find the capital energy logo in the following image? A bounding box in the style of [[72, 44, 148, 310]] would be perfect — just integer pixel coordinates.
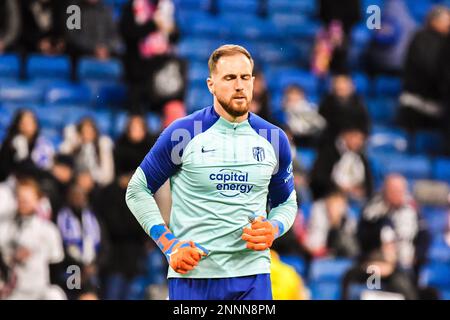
[[209, 169, 254, 197]]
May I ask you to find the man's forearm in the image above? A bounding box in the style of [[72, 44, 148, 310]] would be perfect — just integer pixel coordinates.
[[125, 167, 165, 236], [267, 191, 298, 237]]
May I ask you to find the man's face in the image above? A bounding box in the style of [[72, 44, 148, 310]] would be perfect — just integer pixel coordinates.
[[17, 185, 39, 217], [384, 176, 407, 208], [341, 130, 366, 152], [207, 54, 254, 118], [333, 76, 354, 99], [431, 11, 450, 35]]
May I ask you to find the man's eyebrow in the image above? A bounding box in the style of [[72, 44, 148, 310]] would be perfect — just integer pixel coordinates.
[[222, 73, 252, 78]]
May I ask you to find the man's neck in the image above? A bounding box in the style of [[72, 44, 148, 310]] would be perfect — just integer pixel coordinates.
[[213, 102, 248, 123]]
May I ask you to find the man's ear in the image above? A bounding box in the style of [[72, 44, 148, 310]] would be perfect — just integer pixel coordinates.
[[206, 77, 214, 95]]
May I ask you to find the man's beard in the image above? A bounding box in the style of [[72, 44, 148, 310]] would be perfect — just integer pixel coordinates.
[[217, 95, 250, 118]]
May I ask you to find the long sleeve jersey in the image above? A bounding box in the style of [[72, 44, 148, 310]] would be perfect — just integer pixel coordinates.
[[126, 105, 298, 278]]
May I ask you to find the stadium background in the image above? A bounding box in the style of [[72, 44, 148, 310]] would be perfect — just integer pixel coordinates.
[[0, 0, 449, 300]]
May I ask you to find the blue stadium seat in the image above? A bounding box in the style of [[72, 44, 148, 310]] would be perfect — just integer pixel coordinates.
[[217, 0, 259, 14], [45, 83, 91, 106], [177, 11, 230, 38], [413, 131, 445, 155], [78, 58, 123, 82], [0, 82, 44, 104], [224, 16, 279, 40], [173, 0, 211, 11], [409, 0, 433, 23], [309, 281, 342, 300], [421, 206, 448, 235], [377, 154, 432, 179], [187, 61, 209, 84], [147, 112, 162, 134], [92, 83, 127, 107], [440, 289, 450, 300], [186, 84, 212, 113], [367, 126, 408, 153], [366, 98, 398, 125], [267, 0, 316, 16], [177, 37, 216, 61], [419, 262, 450, 289], [374, 76, 402, 97], [433, 157, 450, 183], [26, 54, 71, 81], [297, 147, 317, 172], [270, 15, 319, 39], [0, 54, 20, 80], [279, 255, 307, 278], [269, 69, 319, 96], [113, 111, 128, 137], [309, 258, 353, 282], [428, 236, 450, 264]]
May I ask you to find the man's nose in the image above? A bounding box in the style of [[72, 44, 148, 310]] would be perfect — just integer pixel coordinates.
[[234, 78, 244, 91]]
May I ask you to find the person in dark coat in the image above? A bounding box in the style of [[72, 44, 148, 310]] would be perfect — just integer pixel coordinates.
[[0, 0, 20, 53], [397, 6, 450, 132], [114, 114, 156, 177], [318, 74, 371, 144], [20, 0, 67, 55]]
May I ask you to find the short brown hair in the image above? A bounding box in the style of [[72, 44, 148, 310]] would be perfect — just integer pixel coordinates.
[[16, 177, 42, 198], [208, 44, 254, 75]]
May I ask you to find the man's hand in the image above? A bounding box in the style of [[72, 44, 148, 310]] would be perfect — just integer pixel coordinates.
[[151, 224, 208, 274], [241, 215, 283, 251], [167, 241, 208, 274]]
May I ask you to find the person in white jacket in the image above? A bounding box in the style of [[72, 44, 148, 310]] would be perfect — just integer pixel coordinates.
[[60, 117, 114, 187], [0, 178, 65, 300]]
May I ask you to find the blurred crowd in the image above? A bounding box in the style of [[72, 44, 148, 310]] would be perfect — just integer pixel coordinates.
[[0, 0, 450, 300]]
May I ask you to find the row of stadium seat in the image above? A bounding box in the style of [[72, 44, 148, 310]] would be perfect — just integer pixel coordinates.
[[0, 54, 123, 83], [0, 81, 127, 108]]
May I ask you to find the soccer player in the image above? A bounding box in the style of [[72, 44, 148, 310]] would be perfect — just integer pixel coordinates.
[[126, 44, 297, 300]]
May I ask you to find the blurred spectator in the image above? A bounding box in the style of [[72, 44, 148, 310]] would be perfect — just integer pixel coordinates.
[[96, 172, 148, 300], [120, 0, 185, 114], [0, 178, 65, 300], [56, 184, 108, 299], [66, 0, 121, 60], [114, 114, 156, 177], [281, 85, 325, 148], [162, 100, 186, 129], [248, 71, 272, 123], [0, 109, 54, 182], [37, 154, 75, 218], [442, 35, 450, 155], [318, 0, 361, 35], [0, 0, 20, 54], [360, 174, 428, 271], [366, 0, 417, 77], [310, 128, 373, 201], [312, 20, 347, 76], [397, 6, 450, 133], [20, 0, 67, 55], [60, 117, 114, 187], [342, 218, 419, 300], [318, 0, 361, 73], [318, 74, 370, 144], [306, 190, 359, 258], [270, 250, 308, 300]]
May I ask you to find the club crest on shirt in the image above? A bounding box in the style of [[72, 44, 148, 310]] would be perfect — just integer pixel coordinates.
[[252, 147, 265, 162]]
